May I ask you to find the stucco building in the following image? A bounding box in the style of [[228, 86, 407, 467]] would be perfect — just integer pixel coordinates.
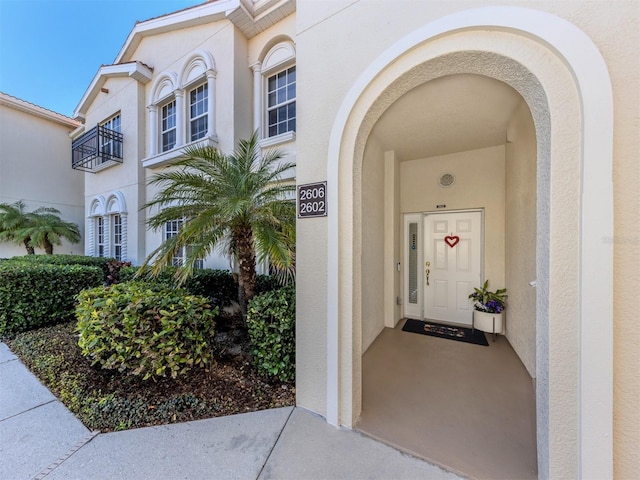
[[69, 1, 638, 479], [0, 93, 83, 257]]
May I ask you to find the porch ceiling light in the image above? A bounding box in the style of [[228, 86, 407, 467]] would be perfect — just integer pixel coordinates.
[[439, 173, 455, 188]]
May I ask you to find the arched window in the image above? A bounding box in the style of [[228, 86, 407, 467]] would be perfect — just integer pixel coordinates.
[[148, 73, 178, 156], [144, 51, 217, 168], [106, 192, 127, 261], [180, 51, 217, 144], [87, 196, 105, 257], [251, 40, 296, 143]]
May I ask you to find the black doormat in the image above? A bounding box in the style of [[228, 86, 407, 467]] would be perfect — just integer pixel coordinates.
[[402, 319, 489, 346]]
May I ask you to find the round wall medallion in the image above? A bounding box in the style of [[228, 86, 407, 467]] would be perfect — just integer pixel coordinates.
[[439, 173, 455, 188]]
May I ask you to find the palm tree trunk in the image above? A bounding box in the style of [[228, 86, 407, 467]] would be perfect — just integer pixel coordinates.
[[23, 237, 34, 255], [44, 235, 54, 255], [235, 225, 256, 319]]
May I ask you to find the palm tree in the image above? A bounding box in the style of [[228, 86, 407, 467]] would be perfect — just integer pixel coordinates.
[[0, 200, 65, 254], [143, 133, 296, 316], [16, 212, 81, 254], [0, 200, 35, 254]]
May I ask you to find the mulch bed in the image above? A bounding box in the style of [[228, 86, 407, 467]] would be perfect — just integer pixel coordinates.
[[5, 313, 295, 432]]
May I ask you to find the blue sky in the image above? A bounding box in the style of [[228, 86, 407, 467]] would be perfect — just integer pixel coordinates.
[[0, 0, 203, 117]]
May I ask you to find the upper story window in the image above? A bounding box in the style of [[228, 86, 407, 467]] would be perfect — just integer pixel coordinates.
[[267, 66, 296, 137], [252, 40, 296, 145], [144, 51, 217, 168], [189, 83, 208, 142], [72, 112, 123, 172], [100, 113, 122, 160], [161, 100, 177, 152]]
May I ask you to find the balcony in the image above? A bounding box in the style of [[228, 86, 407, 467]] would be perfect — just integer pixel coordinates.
[[72, 125, 123, 172]]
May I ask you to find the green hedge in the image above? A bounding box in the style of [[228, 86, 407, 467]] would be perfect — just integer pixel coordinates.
[[76, 282, 218, 380], [120, 266, 238, 307], [0, 263, 103, 335], [247, 285, 295, 382], [4, 254, 115, 283]]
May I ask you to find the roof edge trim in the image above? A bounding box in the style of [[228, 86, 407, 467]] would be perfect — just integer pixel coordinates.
[[0, 92, 80, 128], [73, 62, 154, 120]]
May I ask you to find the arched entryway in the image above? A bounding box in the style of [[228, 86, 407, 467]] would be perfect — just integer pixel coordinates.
[[356, 73, 537, 478], [325, 7, 613, 479]]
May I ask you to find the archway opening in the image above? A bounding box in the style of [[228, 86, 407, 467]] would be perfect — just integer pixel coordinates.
[[356, 72, 538, 479], [324, 8, 614, 479]]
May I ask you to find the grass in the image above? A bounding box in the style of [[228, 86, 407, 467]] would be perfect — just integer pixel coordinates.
[[5, 314, 295, 432]]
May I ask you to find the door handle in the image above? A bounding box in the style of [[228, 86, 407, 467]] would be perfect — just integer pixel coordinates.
[[425, 261, 430, 286]]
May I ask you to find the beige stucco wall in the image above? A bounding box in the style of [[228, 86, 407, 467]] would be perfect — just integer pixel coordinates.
[[82, 76, 146, 264], [296, 1, 638, 478], [80, 12, 296, 269], [0, 101, 83, 257], [505, 99, 537, 378], [361, 133, 386, 352], [401, 145, 506, 289]]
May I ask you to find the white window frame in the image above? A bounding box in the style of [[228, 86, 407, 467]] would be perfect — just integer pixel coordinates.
[[96, 217, 105, 258], [164, 218, 184, 266], [112, 214, 122, 261], [188, 82, 208, 142], [160, 99, 177, 153], [266, 65, 296, 138], [100, 113, 121, 160], [164, 218, 203, 268]]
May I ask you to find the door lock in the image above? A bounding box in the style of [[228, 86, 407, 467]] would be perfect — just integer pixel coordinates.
[[425, 261, 431, 286]]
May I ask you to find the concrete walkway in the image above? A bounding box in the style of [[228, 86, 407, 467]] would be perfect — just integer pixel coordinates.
[[0, 343, 464, 480]]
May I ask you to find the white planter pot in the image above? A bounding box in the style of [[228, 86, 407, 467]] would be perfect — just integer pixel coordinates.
[[473, 310, 504, 335]]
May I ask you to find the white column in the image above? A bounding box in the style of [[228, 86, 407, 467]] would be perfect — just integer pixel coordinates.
[[87, 217, 95, 257], [174, 91, 185, 147], [103, 216, 110, 259], [206, 70, 217, 140], [121, 214, 128, 262], [148, 105, 157, 156], [251, 62, 262, 137]]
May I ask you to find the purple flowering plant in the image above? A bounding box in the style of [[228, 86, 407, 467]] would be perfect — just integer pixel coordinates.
[[469, 280, 508, 314]]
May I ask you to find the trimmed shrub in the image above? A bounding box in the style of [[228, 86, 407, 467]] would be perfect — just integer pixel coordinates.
[[76, 282, 218, 380], [4, 254, 115, 283], [120, 266, 238, 307], [255, 274, 286, 295], [0, 263, 102, 335], [247, 285, 295, 382]]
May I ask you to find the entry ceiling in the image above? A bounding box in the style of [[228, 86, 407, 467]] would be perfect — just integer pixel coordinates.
[[371, 74, 524, 161]]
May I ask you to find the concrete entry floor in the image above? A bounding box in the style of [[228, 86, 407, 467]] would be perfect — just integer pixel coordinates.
[[356, 319, 537, 480]]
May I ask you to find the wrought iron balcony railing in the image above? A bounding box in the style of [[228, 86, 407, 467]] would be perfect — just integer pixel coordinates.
[[72, 125, 123, 172]]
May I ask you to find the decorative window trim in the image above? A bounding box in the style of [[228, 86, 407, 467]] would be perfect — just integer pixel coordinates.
[[142, 135, 218, 169], [87, 192, 127, 260], [259, 130, 296, 148], [252, 40, 296, 141], [145, 51, 217, 166]]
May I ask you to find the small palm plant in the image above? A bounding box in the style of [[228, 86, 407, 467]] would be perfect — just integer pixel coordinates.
[[17, 212, 81, 254], [142, 132, 296, 317], [469, 280, 508, 313], [0, 200, 80, 254]]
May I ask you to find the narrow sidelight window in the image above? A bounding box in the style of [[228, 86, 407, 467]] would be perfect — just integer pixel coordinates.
[[161, 100, 176, 152]]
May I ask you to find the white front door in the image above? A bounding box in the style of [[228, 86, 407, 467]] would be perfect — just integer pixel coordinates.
[[423, 211, 482, 325]]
